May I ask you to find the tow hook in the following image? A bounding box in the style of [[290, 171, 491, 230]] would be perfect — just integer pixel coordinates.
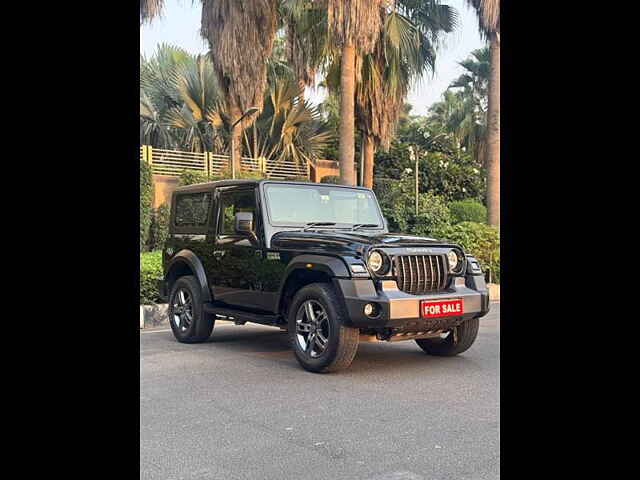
[[452, 328, 459, 344]]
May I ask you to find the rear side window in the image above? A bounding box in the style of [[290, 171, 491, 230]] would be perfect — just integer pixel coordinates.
[[174, 192, 212, 227]]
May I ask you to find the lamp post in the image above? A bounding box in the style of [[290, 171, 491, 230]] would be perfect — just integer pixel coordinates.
[[408, 146, 419, 215], [230, 107, 259, 179]]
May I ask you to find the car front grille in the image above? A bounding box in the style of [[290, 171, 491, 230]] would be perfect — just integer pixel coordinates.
[[394, 254, 448, 294]]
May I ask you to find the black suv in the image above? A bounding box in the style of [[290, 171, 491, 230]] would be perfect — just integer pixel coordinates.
[[159, 179, 490, 372]]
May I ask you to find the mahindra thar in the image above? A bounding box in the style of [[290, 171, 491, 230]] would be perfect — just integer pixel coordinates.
[[158, 180, 490, 372]]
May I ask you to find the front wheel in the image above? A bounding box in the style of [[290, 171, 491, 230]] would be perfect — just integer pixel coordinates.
[[415, 317, 479, 356], [288, 283, 359, 373]]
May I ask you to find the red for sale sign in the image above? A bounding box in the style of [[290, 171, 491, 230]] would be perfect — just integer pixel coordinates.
[[421, 298, 464, 318]]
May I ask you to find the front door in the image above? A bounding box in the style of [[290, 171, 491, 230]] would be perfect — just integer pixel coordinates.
[[209, 186, 270, 311]]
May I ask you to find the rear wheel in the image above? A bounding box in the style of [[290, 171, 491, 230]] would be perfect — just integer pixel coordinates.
[[415, 317, 479, 356], [168, 275, 215, 343], [288, 283, 359, 373]]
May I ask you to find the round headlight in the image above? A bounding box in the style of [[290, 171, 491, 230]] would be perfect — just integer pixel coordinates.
[[447, 250, 459, 271], [368, 251, 384, 272]]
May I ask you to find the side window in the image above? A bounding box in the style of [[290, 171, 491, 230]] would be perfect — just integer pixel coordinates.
[[218, 189, 257, 236], [174, 192, 212, 227]]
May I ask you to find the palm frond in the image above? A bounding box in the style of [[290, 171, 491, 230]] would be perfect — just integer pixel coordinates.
[[140, 0, 165, 24]]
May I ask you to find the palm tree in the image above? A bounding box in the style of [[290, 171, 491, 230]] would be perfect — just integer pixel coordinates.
[[465, 0, 499, 227], [280, 0, 328, 103], [326, 0, 386, 186], [200, 0, 279, 174], [428, 90, 475, 152], [356, 0, 457, 188], [244, 78, 333, 170], [449, 46, 489, 168], [140, 0, 165, 24], [164, 54, 223, 153], [140, 44, 193, 149]]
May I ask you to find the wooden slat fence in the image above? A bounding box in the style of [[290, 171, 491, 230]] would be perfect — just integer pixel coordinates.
[[141, 145, 309, 180]]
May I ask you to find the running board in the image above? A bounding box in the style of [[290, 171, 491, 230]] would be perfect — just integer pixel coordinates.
[[203, 303, 280, 326]]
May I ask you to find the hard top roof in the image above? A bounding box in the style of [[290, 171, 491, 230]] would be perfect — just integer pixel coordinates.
[[173, 179, 374, 194]]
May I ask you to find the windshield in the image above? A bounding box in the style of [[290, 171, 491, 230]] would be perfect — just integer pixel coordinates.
[[264, 184, 383, 228]]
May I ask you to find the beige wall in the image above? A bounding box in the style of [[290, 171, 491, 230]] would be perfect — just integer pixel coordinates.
[[311, 159, 340, 182], [152, 175, 179, 208]]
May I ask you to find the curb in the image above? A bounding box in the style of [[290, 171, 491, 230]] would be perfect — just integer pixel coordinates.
[[140, 304, 169, 329]]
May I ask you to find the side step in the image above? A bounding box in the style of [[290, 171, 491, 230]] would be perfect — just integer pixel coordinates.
[[203, 303, 280, 326]]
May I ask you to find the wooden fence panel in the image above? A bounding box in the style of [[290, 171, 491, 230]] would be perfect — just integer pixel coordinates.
[[140, 145, 311, 180]]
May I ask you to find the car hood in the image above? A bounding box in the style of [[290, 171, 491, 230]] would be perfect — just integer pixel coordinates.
[[270, 230, 457, 253]]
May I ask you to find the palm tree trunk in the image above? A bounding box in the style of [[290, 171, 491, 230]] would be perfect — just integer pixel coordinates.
[[363, 134, 375, 189], [230, 103, 243, 175], [486, 35, 500, 228], [298, 79, 306, 104], [339, 42, 356, 186]]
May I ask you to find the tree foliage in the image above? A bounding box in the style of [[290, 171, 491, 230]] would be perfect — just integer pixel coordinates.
[[140, 160, 154, 251]]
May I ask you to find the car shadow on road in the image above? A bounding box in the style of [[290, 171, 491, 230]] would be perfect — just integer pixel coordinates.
[[201, 324, 479, 374]]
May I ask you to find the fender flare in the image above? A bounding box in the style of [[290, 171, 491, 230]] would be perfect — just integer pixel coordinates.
[[276, 254, 351, 315], [282, 254, 350, 280], [165, 249, 212, 303]]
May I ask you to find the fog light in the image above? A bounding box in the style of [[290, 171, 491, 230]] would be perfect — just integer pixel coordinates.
[[364, 303, 378, 317]]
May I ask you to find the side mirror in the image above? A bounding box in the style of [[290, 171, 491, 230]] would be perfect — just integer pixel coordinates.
[[235, 212, 254, 234]]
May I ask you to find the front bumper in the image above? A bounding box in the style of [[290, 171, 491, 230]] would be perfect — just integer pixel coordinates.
[[335, 274, 490, 330]]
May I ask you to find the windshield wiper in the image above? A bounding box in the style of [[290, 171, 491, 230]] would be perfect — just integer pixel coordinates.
[[303, 222, 337, 231], [351, 223, 379, 231]]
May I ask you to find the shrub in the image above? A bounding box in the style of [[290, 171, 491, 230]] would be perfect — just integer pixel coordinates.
[[449, 199, 487, 224], [435, 221, 500, 283], [179, 169, 209, 186], [140, 250, 163, 304], [412, 192, 453, 238], [148, 203, 170, 251], [140, 160, 153, 251], [320, 175, 340, 184], [376, 172, 452, 236], [210, 167, 266, 181]]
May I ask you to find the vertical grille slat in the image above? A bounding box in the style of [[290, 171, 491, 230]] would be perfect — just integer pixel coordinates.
[[394, 254, 447, 295], [428, 256, 435, 291]]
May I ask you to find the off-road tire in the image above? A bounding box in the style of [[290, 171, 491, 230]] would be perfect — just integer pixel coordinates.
[[288, 283, 359, 373], [168, 275, 215, 343], [415, 317, 479, 356]]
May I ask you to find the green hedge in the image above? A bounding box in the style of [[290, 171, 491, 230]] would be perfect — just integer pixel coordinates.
[[140, 160, 153, 251], [149, 203, 170, 252], [449, 199, 487, 224], [179, 169, 209, 186], [435, 221, 500, 283], [140, 250, 163, 304], [179, 168, 268, 187]]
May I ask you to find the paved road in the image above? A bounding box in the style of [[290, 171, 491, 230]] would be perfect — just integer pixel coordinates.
[[141, 303, 499, 480]]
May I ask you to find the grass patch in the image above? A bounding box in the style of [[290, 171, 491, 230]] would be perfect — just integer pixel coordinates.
[[140, 250, 163, 305]]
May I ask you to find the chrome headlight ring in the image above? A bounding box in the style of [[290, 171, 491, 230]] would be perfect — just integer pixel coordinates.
[[447, 248, 466, 275], [367, 249, 390, 276]]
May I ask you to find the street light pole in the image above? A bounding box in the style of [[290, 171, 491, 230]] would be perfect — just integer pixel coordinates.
[[415, 145, 419, 216], [230, 107, 259, 179]]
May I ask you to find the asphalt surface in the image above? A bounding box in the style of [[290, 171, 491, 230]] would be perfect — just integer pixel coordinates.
[[140, 303, 499, 480]]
